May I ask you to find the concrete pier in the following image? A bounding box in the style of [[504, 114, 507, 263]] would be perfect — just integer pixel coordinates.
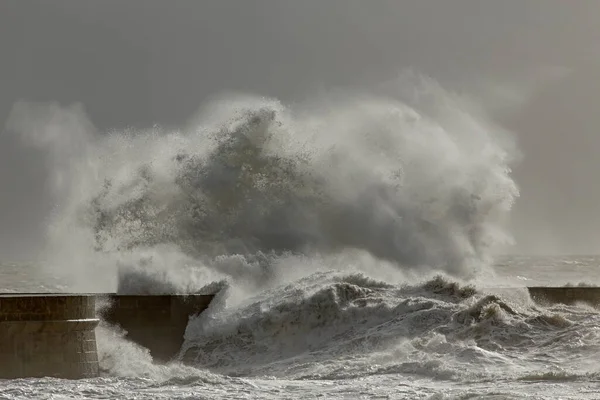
[[527, 287, 600, 307], [0, 294, 99, 379], [3, 286, 596, 380], [100, 294, 214, 362], [0, 293, 214, 379]]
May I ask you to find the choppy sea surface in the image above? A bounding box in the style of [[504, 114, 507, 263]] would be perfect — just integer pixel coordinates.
[[1, 255, 600, 400]]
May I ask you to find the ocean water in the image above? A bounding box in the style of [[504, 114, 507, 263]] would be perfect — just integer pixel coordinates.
[[2, 76, 599, 398], [2, 256, 600, 399]]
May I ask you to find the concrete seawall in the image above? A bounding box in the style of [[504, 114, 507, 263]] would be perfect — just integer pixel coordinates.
[[1, 288, 597, 380], [1, 293, 214, 379], [527, 287, 600, 307], [0, 294, 99, 379]]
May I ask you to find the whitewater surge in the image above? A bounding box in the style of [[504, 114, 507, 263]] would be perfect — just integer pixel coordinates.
[[181, 272, 600, 382]]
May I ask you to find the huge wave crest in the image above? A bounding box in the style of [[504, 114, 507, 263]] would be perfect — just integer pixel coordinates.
[[6, 76, 518, 292]]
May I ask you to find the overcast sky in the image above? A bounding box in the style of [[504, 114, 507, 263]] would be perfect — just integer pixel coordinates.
[[1, 0, 600, 258]]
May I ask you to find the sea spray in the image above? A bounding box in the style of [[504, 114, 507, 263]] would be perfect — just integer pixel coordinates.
[[6, 76, 518, 294], [5, 76, 525, 378], [5, 81, 600, 388]]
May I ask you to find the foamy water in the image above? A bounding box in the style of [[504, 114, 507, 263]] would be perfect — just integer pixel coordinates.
[[2, 257, 600, 399], [2, 76, 599, 398]]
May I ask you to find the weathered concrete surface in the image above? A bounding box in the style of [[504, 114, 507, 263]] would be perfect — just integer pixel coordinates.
[[100, 294, 214, 362], [0, 294, 99, 379], [527, 287, 600, 307]]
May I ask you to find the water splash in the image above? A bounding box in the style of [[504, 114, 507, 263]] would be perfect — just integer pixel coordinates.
[[6, 75, 518, 293]]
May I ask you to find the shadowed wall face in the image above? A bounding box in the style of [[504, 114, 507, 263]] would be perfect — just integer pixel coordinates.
[[1, 1, 600, 257], [527, 287, 600, 307], [100, 295, 215, 362]]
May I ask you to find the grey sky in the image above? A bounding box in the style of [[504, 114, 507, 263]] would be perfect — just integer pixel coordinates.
[[1, 0, 600, 258]]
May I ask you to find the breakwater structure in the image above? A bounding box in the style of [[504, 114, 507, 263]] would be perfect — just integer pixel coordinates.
[[0, 294, 99, 379], [527, 286, 600, 307], [1, 288, 597, 380], [0, 293, 215, 380], [100, 294, 215, 362]]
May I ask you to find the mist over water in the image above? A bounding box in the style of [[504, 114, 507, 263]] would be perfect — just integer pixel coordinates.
[[6, 76, 518, 294]]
